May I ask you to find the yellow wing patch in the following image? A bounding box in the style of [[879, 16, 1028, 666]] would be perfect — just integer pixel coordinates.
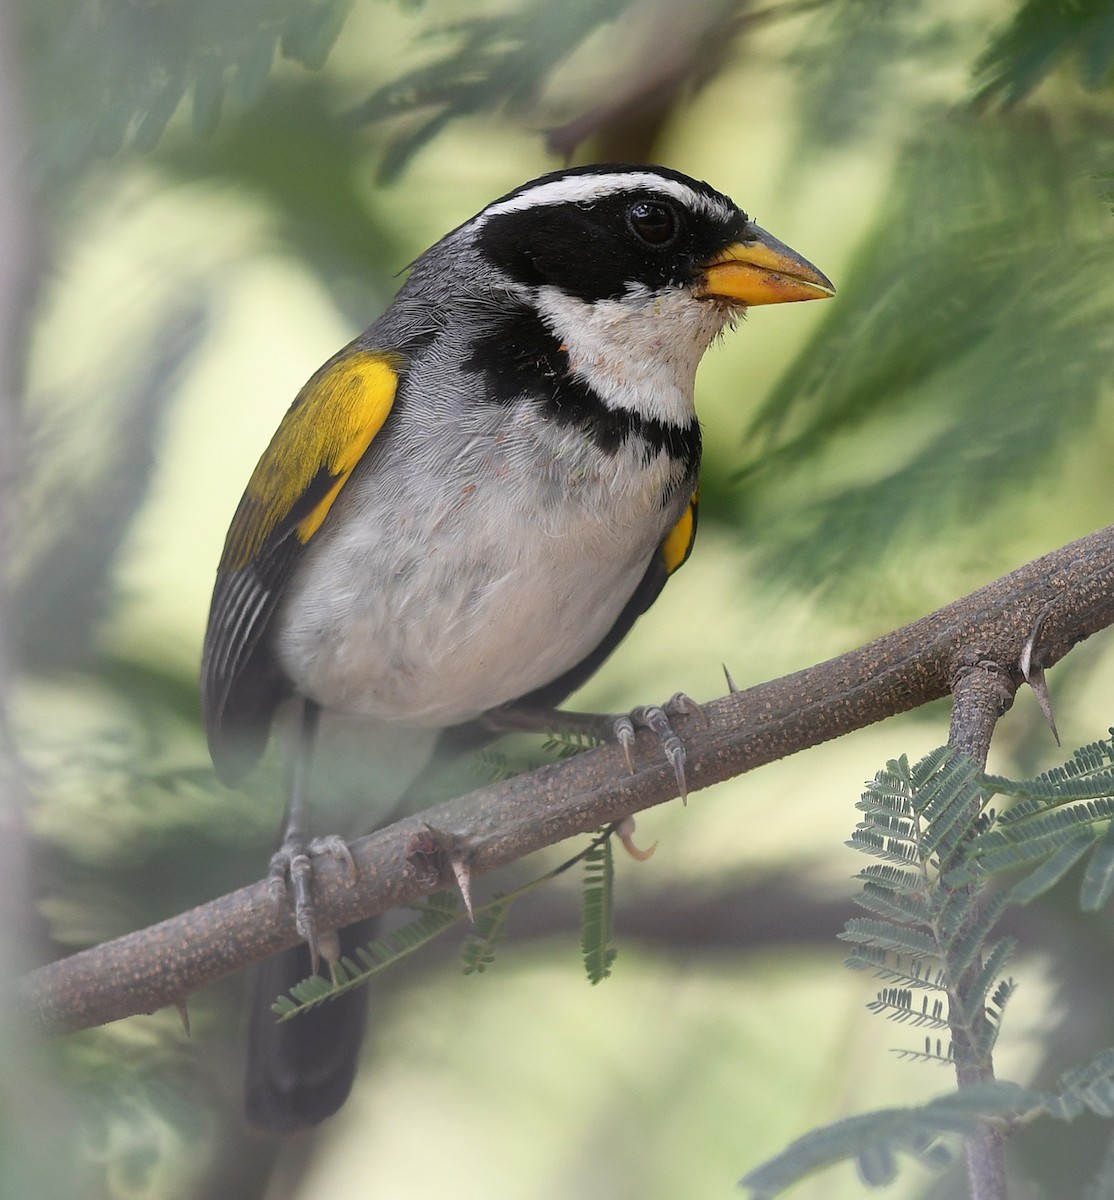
[[660, 488, 699, 575], [220, 348, 401, 572]]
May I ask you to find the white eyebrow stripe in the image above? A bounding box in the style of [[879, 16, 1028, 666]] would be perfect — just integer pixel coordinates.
[[475, 172, 735, 225]]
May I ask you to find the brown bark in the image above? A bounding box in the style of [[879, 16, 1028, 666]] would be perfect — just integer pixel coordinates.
[[14, 523, 1114, 1038]]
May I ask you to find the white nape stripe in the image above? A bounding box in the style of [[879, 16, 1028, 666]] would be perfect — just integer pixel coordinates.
[[476, 172, 734, 226]]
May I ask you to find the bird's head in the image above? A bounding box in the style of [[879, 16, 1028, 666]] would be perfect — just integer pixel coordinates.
[[402, 165, 834, 428], [465, 163, 834, 314]]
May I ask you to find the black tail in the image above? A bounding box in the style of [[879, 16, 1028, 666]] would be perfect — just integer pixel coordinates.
[[244, 916, 377, 1130]]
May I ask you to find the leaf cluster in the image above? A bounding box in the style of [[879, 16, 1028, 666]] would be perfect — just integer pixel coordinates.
[[732, 122, 1114, 599], [28, 0, 354, 176], [346, 0, 633, 178], [840, 747, 1015, 1070], [742, 1060, 1114, 1198], [744, 734, 1114, 1197], [975, 0, 1114, 106]]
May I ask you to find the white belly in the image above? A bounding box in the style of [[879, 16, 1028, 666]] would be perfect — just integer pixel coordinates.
[[273, 415, 684, 727]]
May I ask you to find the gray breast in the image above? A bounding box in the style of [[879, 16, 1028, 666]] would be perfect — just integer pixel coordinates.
[[271, 359, 690, 726]]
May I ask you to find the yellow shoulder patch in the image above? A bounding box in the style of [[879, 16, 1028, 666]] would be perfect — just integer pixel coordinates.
[[660, 488, 699, 576], [221, 347, 402, 572]]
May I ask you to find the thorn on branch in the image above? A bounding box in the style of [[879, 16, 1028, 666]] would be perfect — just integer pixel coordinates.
[[1021, 606, 1061, 745], [410, 825, 476, 920], [450, 855, 474, 922]]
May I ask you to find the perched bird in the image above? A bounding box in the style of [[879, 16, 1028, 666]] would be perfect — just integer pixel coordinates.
[[201, 163, 833, 1130]]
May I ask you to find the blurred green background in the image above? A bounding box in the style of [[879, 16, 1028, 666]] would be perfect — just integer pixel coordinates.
[[3, 0, 1114, 1197]]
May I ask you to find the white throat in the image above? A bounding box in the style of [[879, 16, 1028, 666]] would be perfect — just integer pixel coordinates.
[[533, 283, 732, 427]]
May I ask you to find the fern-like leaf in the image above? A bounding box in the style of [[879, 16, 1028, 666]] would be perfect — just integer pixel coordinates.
[[1039, 1049, 1114, 1121], [987, 733, 1114, 803], [858, 863, 924, 891], [916, 755, 985, 859], [854, 881, 933, 925], [939, 889, 1012, 981], [1008, 829, 1095, 905], [840, 917, 938, 960], [958, 937, 1017, 1026], [975, 978, 1017, 1057], [581, 835, 617, 985], [1081, 822, 1114, 911], [844, 948, 946, 990], [274, 897, 462, 1018], [740, 1083, 1034, 1198], [867, 988, 950, 1030], [909, 746, 958, 791], [462, 898, 511, 975], [541, 729, 604, 758], [847, 827, 922, 865], [894, 1040, 956, 1066], [955, 811, 1112, 880]]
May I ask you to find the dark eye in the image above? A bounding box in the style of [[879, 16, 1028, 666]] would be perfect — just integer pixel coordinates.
[[627, 201, 678, 246]]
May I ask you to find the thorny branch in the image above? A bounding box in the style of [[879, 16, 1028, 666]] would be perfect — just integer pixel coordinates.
[[14, 524, 1114, 1039]]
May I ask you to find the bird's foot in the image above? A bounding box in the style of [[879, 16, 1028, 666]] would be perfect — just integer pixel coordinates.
[[480, 692, 705, 804], [613, 692, 705, 804], [268, 835, 357, 973]]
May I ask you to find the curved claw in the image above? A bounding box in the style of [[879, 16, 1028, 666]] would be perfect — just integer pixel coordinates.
[[308, 834, 357, 885], [613, 714, 637, 773], [616, 816, 658, 862], [268, 835, 359, 974], [666, 691, 706, 725], [629, 705, 689, 804]]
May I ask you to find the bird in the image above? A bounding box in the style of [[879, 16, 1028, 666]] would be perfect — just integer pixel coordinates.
[[200, 163, 833, 1131]]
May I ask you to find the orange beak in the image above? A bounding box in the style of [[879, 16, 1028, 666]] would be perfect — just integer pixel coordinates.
[[695, 226, 835, 306]]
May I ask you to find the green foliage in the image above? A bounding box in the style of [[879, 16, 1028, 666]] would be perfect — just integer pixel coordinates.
[[975, 0, 1114, 106], [345, 0, 634, 178], [838, 749, 1015, 1072], [741, 1085, 1024, 1197], [742, 1056, 1114, 1198], [15, 2, 1114, 1195], [272, 890, 462, 1016], [471, 748, 522, 784], [541, 730, 605, 758], [28, 0, 358, 176], [16, 301, 210, 669], [580, 835, 617, 984], [746, 738, 1114, 1196], [156, 77, 401, 320], [790, 0, 945, 148], [733, 121, 1114, 599], [273, 828, 627, 1018], [984, 733, 1114, 802], [461, 898, 511, 975], [958, 730, 1114, 907]]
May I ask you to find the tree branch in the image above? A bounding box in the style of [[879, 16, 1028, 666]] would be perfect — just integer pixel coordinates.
[[948, 665, 1014, 1199], [15, 524, 1114, 1038]]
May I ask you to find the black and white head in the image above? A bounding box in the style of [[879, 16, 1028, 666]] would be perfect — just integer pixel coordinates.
[[442, 165, 833, 424], [470, 164, 830, 310]]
